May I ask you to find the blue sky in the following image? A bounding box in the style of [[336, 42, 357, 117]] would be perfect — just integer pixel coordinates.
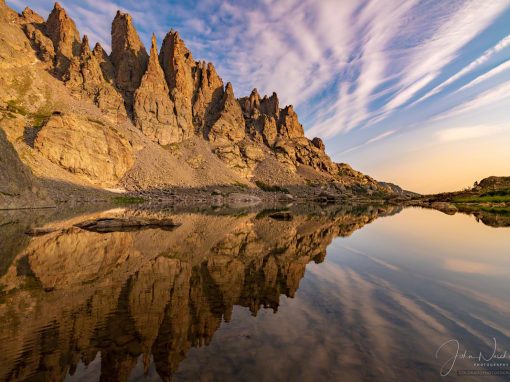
[[7, 0, 510, 192]]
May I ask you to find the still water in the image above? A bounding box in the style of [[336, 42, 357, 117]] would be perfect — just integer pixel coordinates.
[[0, 204, 509, 381]]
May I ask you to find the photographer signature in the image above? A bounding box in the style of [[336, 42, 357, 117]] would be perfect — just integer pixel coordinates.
[[436, 338, 510, 376]]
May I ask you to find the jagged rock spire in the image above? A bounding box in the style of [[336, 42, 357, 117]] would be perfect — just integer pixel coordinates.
[[80, 34, 91, 55], [21, 6, 44, 24], [21, 6, 55, 65], [260, 92, 279, 117], [133, 33, 179, 144], [46, 2, 81, 75], [240, 88, 261, 116], [193, 60, 224, 134], [111, 10, 148, 112], [278, 105, 304, 139], [64, 32, 127, 122], [159, 30, 196, 139], [208, 82, 245, 145], [93, 42, 115, 83]]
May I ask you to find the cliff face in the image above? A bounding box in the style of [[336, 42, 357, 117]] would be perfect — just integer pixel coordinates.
[[0, 1, 401, 205]]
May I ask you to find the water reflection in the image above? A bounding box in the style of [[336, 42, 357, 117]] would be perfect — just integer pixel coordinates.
[[0, 204, 509, 381]]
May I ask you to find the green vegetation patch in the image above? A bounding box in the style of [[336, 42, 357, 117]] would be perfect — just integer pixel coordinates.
[[112, 196, 145, 205], [452, 195, 510, 203], [4, 99, 53, 129], [255, 181, 289, 193], [6, 100, 29, 116], [481, 189, 510, 197]]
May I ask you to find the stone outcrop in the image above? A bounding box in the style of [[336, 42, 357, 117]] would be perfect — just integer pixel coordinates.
[[240, 88, 261, 116], [133, 34, 179, 145], [20, 6, 44, 24], [278, 105, 304, 139], [65, 36, 126, 121], [208, 82, 245, 145], [159, 30, 196, 139], [260, 92, 280, 117], [238, 88, 337, 174], [34, 113, 134, 186], [45, 2, 81, 75], [110, 11, 148, 112], [23, 23, 55, 65], [240, 89, 278, 146], [19, 7, 54, 65], [312, 137, 325, 151]]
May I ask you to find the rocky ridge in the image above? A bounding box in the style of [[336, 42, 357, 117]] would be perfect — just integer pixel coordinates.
[[0, 1, 408, 208]]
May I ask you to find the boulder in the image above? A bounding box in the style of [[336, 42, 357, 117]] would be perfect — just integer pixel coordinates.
[[75, 217, 180, 233], [34, 113, 134, 186]]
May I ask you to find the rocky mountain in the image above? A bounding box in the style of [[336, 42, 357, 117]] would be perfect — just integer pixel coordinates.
[[0, 1, 405, 207]]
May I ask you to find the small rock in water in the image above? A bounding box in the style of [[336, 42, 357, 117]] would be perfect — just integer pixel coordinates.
[[25, 227, 58, 236], [268, 211, 293, 221], [74, 217, 181, 233]]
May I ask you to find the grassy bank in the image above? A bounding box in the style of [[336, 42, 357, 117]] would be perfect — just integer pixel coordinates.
[[452, 195, 510, 203]]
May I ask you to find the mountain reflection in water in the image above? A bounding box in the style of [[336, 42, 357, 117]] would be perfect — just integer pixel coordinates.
[[0, 204, 509, 381]]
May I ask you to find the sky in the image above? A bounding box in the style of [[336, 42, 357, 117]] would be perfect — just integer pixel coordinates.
[[7, 0, 510, 193]]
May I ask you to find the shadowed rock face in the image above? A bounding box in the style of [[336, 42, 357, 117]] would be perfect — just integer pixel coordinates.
[[0, 205, 400, 381], [0, 128, 51, 209]]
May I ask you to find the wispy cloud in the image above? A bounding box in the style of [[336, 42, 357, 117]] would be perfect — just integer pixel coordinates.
[[455, 59, 510, 93], [437, 125, 505, 143], [412, 33, 510, 106], [337, 129, 397, 155], [435, 79, 510, 120]]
